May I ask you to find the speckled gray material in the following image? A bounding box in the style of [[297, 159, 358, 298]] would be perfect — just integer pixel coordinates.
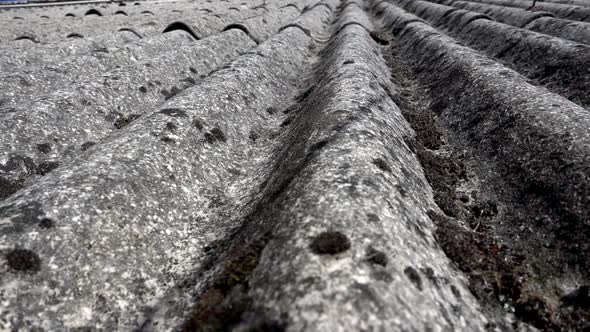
[[524, 16, 590, 45], [0, 0, 265, 45], [0, 4, 261, 73], [0, 32, 142, 71], [0, 28, 194, 74], [390, 0, 492, 34], [449, 0, 590, 45], [371, 1, 425, 33], [0, 23, 317, 330], [243, 20, 489, 332], [337, 1, 375, 31], [0, 8, 270, 108], [449, 0, 554, 28], [543, 0, 590, 7], [1, 0, 589, 330], [392, 0, 590, 110], [280, 2, 334, 40], [0, 29, 256, 197], [224, 6, 300, 44], [456, 0, 590, 22], [0, 31, 194, 108], [387, 12, 590, 227], [0, 7, 187, 43]]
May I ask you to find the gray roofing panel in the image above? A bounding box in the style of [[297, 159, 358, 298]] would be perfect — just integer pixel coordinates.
[[371, 0, 426, 33], [0, 29, 256, 199], [336, 2, 375, 31], [542, 0, 590, 7], [0, 0, 261, 44], [396, 0, 590, 110], [451, 0, 554, 27], [525, 16, 590, 45], [461, 0, 590, 23], [448, 0, 590, 46], [395, 19, 590, 236], [0, 32, 143, 72], [0, 30, 197, 107], [280, 2, 334, 40], [1, 0, 589, 330], [0, 25, 313, 331], [243, 20, 488, 331], [225, 6, 300, 44]]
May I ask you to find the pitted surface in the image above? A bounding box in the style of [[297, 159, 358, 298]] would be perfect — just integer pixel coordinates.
[[1, 0, 589, 330]]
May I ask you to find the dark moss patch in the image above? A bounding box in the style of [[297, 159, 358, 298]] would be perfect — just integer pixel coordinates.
[[367, 213, 380, 223], [113, 113, 141, 129], [422, 267, 438, 286], [0, 177, 24, 201], [160, 89, 170, 97], [417, 147, 465, 217], [372, 158, 392, 173], [0, 155, 36, 174], [283, 103, 300, 114], [81, 141, 96, 151], [403, 111, 443, 150], [404, 266, 423, 291], [5, 248, 41, 273], [205, 128, 227, 144], [280, 117, 293, 127], [183, 236, 269, 331], [160, 136, 175, 144], [309, 140, 328, 154], [180, 77, 196, 85], [165, 122, 177, 132], [515, 295, 557, 329], [310, 231, 351, 255], [561, 286, 590, 308], [450, 285, 461, 298], [366, 246, 388, 267], [295, 87, 313, 103], [38, 218, 54, 229], [266, 106, 278, 115], [139, 86, 147, 93], [430, 211, 488, 273], [159, 108, 188, 118], [395, 184, 408, 197], [36, 143, 51, 154], [237, 318, 287, 332], [164, 86, 182, 101], [36, 161, 60, 176], [249, 131, 259, 142], [192, 118, 204, 131], [370, 31, 390, 45]]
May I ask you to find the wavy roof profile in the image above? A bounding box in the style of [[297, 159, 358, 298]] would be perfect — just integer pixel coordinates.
[[0, 0, 589, 330]]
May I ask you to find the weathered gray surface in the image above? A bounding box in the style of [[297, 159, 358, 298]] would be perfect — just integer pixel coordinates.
[[245, 19, 487, 332], [1, 0, 589, 330], [449, 0, 590, 45], [392, 0, 590, 110], [452, 0, 590, 22], [451, 0, 554, 27]]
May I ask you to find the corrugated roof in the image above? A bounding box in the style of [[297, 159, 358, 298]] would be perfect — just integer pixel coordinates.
[[0, 0, 589, 330]]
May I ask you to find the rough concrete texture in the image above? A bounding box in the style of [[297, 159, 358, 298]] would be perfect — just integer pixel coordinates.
[[434, 0, 590, 46], [1, 0, 589, 330], [445, 0, 590, 22], [392, 0, 590, 110]]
